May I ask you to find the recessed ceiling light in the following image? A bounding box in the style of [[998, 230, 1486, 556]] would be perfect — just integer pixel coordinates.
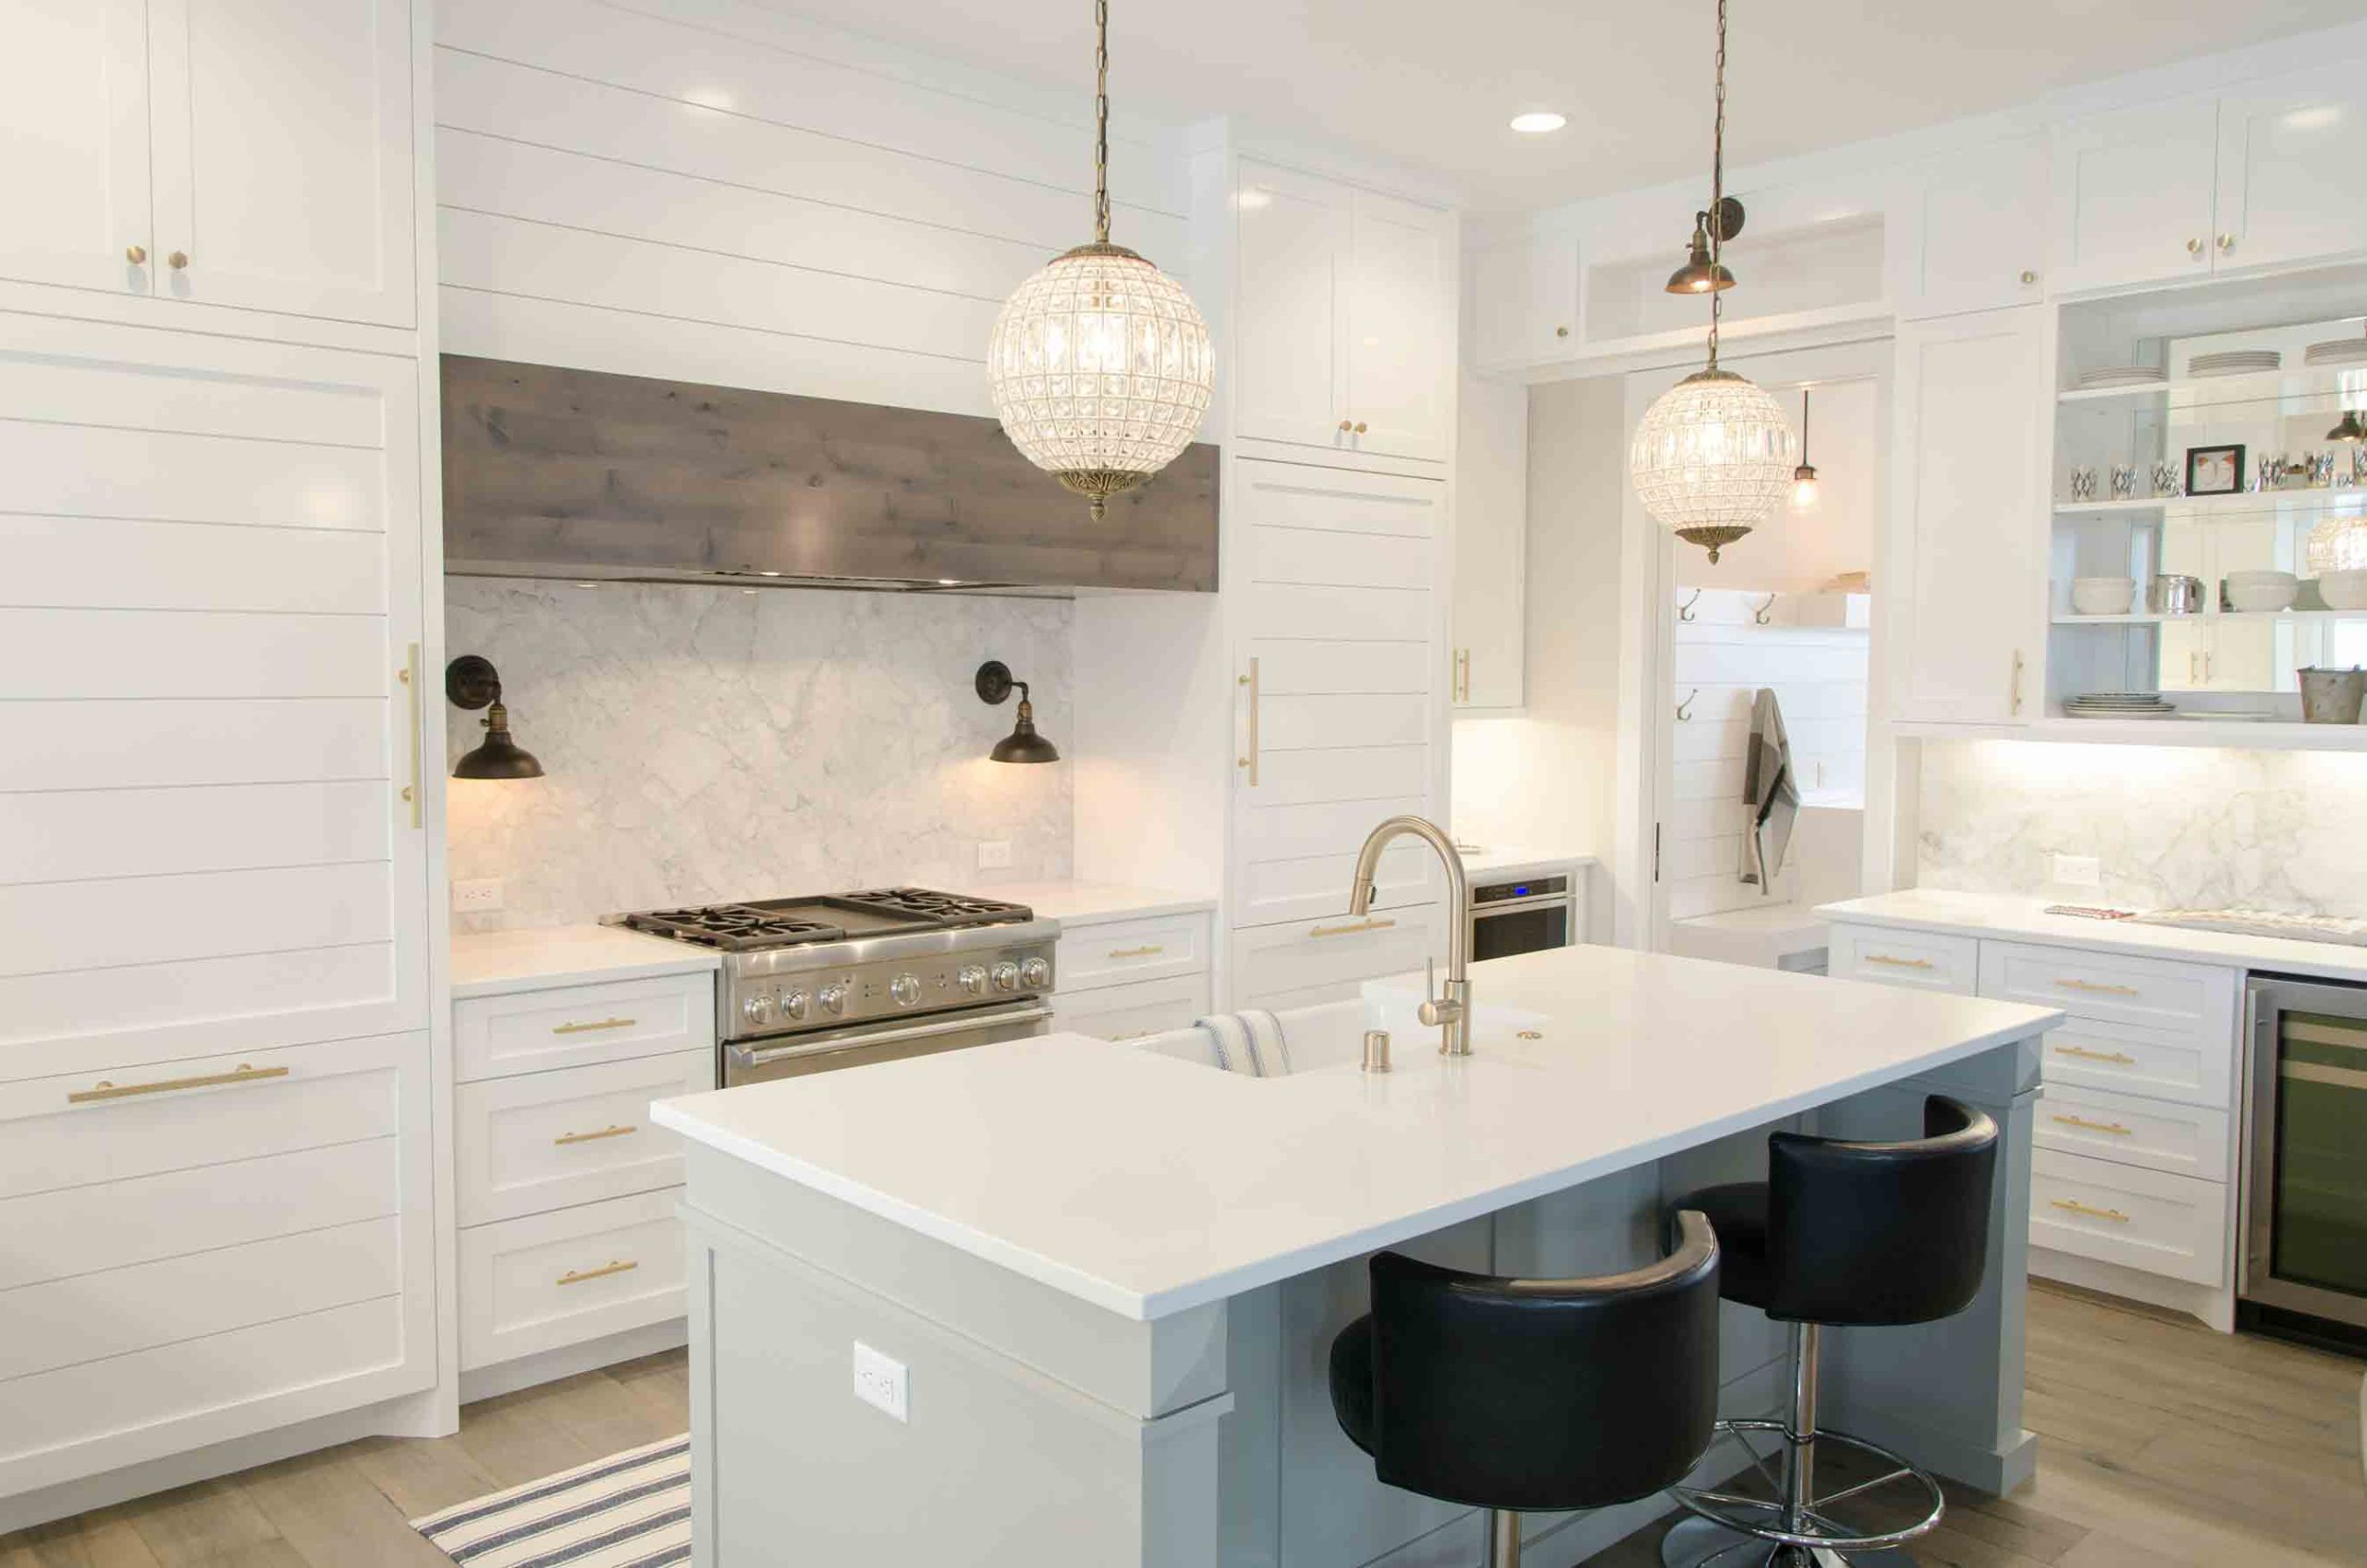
[[1510, 111, 1567, 135]]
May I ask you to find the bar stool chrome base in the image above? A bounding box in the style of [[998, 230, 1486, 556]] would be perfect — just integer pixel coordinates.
[[1659, 1512, 1918, 1566], [1659, 1417, 1942, 1568]]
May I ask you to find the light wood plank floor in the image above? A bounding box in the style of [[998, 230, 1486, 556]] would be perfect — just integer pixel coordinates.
[[6, 1283, 2361, 1567]]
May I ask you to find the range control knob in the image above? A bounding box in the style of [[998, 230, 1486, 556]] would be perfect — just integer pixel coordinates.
[[990, 961, 1021, 993], [889, 973, 921, 1007], [1019, 956, 1050, 989], [957, 964, 989, 997], [741, 991, 776, 1027], [781, 988, 810, 1021], [818, 983, 848, 1017]]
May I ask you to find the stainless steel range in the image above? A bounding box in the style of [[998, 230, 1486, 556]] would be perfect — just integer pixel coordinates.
[[608, 888, 1059, 1085]]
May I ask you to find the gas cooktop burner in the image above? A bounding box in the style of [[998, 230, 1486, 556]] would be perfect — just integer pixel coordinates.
[[613, 888, 1036, 952], [839, 887, 1035, 926]]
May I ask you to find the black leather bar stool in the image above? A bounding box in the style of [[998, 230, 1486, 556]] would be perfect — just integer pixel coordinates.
[[1328, 1212, 1722, 1568], [1661, 1094, 2000, 1568]]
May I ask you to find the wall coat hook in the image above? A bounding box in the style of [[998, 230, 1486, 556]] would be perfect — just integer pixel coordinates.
[[1678, 589, 1703, 623], [1752, 594, 1778, 626], [1676, 689, 1698, 723]]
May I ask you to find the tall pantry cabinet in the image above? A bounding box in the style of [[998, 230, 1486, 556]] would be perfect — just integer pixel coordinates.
[[0, 0, 445, 1525]]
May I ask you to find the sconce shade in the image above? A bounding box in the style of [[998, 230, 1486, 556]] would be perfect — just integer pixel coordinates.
[[447, 655, 545, 779], [975, 659, 1061, 764]]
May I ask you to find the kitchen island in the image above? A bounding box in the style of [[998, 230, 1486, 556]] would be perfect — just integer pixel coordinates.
[[650, 943, 2060, 1568]]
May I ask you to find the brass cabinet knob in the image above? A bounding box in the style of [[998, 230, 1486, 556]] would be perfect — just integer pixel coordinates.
[[125, 244, 147, 264], [167, 250, 189, 269], [1555, 325, 1570, 337], [1337, 419, 1353, 432], [2187, 237, 2204, 256], [2217, 233, 2235, 252], [1353, 421, 1367, 434], [2019, 269, 2037, 285]]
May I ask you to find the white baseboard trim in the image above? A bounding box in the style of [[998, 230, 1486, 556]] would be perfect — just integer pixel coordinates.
[[2030, 1244, 2235, 1332], [460, 1318, 688, 1405]]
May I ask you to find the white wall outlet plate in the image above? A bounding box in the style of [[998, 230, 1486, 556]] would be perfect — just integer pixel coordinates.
[[452, 877, 505, 913], [852, 1341, 908, 1423], [2052, 854, 2102, 888], [976, 839, 1012, 870]]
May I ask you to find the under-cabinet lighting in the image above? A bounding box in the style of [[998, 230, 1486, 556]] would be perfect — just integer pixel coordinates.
[[1509, 111, 1567, 134]]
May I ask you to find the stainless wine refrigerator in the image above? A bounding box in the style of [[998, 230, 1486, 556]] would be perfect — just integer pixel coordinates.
[[2239, 974, 2367, 1344]]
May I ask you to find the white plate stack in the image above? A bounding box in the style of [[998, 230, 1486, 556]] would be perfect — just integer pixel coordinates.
[[2189, 349, 2282, 377], [2076, 366, 2167, 389], [2063, 692, 2177, 720], [2304, 337, 2367, 367]]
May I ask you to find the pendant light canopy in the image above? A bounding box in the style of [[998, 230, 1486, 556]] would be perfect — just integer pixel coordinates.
[[1628, 0, 1797, 564], [986, 0, 1212, 521]]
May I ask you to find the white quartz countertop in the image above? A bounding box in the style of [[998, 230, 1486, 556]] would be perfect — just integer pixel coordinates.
[[651, 943, 2057, 1321], [950, 879, 1216, 925], [450, 925, 721, 998], [1819, 888, 2367, 984], [1452, 845, 1598, 882]]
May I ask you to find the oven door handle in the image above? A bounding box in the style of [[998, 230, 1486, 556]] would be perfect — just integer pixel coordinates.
[[728, 1005, 1055, 1071], [1471, 894, 1577, 918]]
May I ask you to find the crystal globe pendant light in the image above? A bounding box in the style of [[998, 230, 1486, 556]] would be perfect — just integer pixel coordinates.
[[986, 0, 1212, 521], [1628, 0, 1797, 564]]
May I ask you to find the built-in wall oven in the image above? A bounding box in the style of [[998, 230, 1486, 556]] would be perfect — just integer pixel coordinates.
[[1470, 872, 1577, 964], [2240, 974, 2367, 1344]]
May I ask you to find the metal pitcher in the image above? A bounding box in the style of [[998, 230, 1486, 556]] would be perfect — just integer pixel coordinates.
[[2299, 667, 2366, 725]]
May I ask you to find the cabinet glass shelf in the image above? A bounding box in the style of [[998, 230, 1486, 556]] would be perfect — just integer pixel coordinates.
[[2053, 491, 2367, 521], [2052, 608, 2367, 625], [2056, 364, 2367, 411]]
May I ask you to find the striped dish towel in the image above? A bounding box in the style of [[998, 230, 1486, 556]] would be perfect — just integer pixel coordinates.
[[1194, 1009, 1293, 1077], [411, 1433, 689, 1567]]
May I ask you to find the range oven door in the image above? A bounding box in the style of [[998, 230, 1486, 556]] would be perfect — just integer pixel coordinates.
[[1470, 891, 1574, 964], [724, 999, 1053, 1085], [2242, 974, 2367, 1330]]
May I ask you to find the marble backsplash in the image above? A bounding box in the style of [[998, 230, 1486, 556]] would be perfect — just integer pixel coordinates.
[[1917, 739, 2367, 917], [444, 581, 1073, 932]]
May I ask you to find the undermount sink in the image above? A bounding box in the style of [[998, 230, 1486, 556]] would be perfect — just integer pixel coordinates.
[[1140, 984, 1552, 1078]]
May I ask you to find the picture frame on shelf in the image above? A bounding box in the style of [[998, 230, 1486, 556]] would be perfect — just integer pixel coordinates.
[[2186, 443, 2245, 496]]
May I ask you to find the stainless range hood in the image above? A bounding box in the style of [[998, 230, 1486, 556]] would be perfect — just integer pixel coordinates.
[[440, 356, 1219, 595]]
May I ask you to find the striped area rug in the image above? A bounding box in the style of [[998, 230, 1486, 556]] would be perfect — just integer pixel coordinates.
[[411, 1434, 690, 1567]]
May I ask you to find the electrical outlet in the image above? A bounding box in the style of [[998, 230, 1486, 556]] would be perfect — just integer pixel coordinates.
[[976, 839, 1012, 870], [2052, 854, 2102, 888], [451, 877, 504, 913], [852, 1341, 908, 1423]]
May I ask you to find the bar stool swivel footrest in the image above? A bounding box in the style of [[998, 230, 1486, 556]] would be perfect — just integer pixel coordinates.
[[1661, 1418, 1942, 1566]]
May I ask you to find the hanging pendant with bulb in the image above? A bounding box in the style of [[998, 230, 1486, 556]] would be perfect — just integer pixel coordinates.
[[985, 0, 1213, 521], [1628, 0, 1797, 565], [1790, 386, 1821, 513]]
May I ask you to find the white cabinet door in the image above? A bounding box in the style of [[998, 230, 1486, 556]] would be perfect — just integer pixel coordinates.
[[0, 0, 153, 296], [1452, 370, 1525, 709], [2214, 70, 2367, 274], [1895, 134, 2048, 318], [1231, 905, 1449, 1013], [1233, 160, 1352, 450], [147, 0, 416, 326], [1889, 307, 2046, 724], [1468, 230, 1576, 370], [2049, 95, 2219, 294], [1344, 189, 1452, 461]]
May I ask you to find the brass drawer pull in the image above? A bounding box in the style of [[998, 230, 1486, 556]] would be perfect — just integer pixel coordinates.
[[69, 1063, 289, 1104], [552, 1016, 637, 1035], [557, 1259, 639, 1287], [2054, 1044, 2137, 1065], [1108, 945, 1165, 959], [553, 1123, 638, 1146], [399, 643, 422, 829], [2050, 1198, 2130, 1224], [2052, 1113, 2133, 1136], [1863, 953, 1935, 970], [1311, 917, 1396, 938], [2057, 978, 2140, 997]]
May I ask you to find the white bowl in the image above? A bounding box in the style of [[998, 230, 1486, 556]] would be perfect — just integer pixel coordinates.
[[2225, 570, 2299, 613], [2070, 577, 2137, 616], [2322, 570, 2367, 611]]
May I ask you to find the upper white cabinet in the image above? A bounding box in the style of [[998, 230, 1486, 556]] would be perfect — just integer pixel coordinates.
[[1235, 158, 1452, 462], [2050, 96, 2221, 294], [2214, 70, 2367, 273], [1452, 370, 1526, 710], [1889, 307, 2046, 725], [1895, 135, 2049, 319], [1468, 229, 1577, 370], [0, 0, 416, 328]]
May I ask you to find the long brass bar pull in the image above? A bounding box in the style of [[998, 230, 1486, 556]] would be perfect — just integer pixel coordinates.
[[557, 1260, 639, 1286], [2057, 978, 2140, 997], [1237, 658, 1260, 786], [1311, 916, 1396, 938], [552, 1017, 637, 1035], [399, 643, 423, 829], [2052, 1114, 2133, 1136], [553, 1124, 638, 1146], [1862, 953, 1934, 970], [2054, 1044, 2137, 1065], [2050, 1199, 2130, 1224], [70, 1063, 289, 1104]]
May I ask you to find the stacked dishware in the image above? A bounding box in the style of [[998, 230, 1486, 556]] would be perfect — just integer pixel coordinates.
[[2224, 570, 2300, 612], [2069, 576, 2137, 615], [2304, 337, 2367, 368], [2075, 366, 2166, 389], [2189, 349, 2281, 377], [2064, 692, 2177, 720]]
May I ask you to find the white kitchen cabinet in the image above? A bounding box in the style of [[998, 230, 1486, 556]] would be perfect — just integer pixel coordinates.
[[1895, 134, 2049, 319], [0, 0, 415, 327], [1047, 903, 1215, 1041], [2213, 69, 2367, 274], [2048, 95, 2221, 293], [1451, 370, 1526, 710], [1233, 159, 1452, 461], [460, 1188, 689, 1372], [1052, 974, 1211, 1042], [1888, 306, 2046, 725], [1231, 905, 1450, 1013], [1468, 229, 1576, 370]]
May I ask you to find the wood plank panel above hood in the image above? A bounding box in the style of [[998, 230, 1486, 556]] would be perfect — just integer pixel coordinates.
[[440, 356, 1218, 593]]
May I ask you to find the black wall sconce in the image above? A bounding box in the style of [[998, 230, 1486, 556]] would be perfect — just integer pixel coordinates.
[[975, 660, 1059, 764], [446, 655, 545, 779]]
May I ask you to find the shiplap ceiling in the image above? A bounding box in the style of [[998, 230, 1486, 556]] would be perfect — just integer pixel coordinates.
[[748, 0, 2363, 210]]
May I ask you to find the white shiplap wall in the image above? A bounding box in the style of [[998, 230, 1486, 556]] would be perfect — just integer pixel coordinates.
[[431, 0, 1190, 415], [1667, 592, 1869, 920]]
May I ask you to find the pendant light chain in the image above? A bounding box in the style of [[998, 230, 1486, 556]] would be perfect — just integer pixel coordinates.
[[1707, 0, 1727, 371], [1093, 0, 1111, 245]]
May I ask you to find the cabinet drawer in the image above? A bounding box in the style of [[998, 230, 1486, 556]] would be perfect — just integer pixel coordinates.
[[1827, 926, 1979, 995], [1980, 941, 2236, 1038], [1232, 906, 1447, 1012], [457, 1049, 712, 1227], [456, 974, 714, 1082], [2033, 1085, 2230, 1181], [2038, 1015, 2233, 1109], [460, 1189, 687, 1371], [1054, 974, 1211, 1042], [1056, 913, 1210, 991], [2030, 1148, 2227, 1285]]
